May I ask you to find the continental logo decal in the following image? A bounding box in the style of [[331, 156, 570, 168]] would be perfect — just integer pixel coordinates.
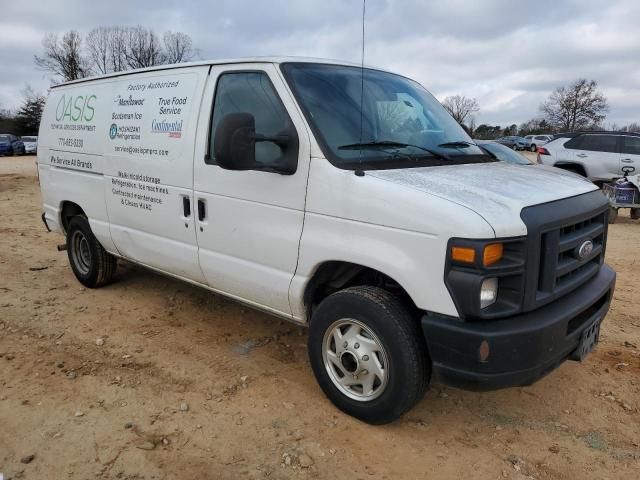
[[151, 119, 183, 138], [56, 94, 96, 122]]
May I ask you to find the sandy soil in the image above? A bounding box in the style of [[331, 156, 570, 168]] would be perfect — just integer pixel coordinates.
[[1, 155, 639, 480]]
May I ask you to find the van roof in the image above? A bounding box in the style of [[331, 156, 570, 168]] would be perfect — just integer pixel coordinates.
[[54, 57, 384, 88]]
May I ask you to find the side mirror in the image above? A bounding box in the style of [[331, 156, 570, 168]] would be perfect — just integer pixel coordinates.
[[214, 113, 258, 171], [213, 113, 296, 174]]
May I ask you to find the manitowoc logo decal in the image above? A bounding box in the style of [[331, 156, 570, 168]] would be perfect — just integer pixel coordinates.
[[151, 119, 183, 138]]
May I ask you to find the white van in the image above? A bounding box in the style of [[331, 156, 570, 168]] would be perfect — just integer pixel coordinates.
[[37, 58, 616, 424]]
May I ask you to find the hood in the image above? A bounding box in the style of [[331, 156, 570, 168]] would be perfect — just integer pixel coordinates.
[[367, 162, 598, 237]]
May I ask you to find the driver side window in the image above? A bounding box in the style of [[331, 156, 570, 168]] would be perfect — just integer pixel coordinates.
[[208, 72, 292, 166]]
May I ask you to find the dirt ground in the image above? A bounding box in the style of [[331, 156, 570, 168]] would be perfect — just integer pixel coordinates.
[[1, 154, 639, 480]]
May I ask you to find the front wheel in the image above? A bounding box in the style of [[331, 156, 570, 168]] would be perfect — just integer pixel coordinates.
[[66, 216, 117, 287], [608, 207, 618, 224], [308, 286, 429, 424], [512, 144, 518, 150]]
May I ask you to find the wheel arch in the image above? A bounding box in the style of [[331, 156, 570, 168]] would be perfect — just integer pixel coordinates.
[[553, 161, 588, 177], [302, 260, 418, 322], [59, 201, 87, 234]]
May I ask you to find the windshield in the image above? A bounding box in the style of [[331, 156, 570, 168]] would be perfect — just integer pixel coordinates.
[[0, 135, 9, 143], [281, 63, 492, 170], [478, 142, 532, 165]]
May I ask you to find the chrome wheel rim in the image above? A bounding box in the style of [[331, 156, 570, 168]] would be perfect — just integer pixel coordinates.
[[70, 230, 91, 275], [322, 318, 389, 402]]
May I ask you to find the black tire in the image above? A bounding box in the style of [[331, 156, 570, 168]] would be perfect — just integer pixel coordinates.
[[308, 286, 429, 424], [530, 144, 537, 152], [608, 207, 618, 224], [512, 144, 518, 151], [66, 216, 117, 288]]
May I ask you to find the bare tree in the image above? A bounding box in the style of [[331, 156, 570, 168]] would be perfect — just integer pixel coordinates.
[[109, 27, 128, 73], [86, 27, 111, 74], [163, 31, 195, 64], [35, 30, 89, 82], [125, 26, 165, 69], [442, 95, 480, 127], [540, 79, 608, 132], [37, 26, 197, 79], [87, 27, 129, 74]]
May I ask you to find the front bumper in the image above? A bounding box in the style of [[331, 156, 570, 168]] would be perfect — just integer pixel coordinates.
[[421, 264, 616, 391]]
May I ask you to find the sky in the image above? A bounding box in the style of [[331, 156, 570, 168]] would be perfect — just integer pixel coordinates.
[[1, 0, 639, 127]]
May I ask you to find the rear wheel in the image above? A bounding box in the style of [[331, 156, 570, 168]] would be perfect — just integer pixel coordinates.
[[512, 144, 518, 150], [66, 216, 117, 288], [308, 286, 429, 424], [530, 144, 537, 152], [608, 207, 618, 224]]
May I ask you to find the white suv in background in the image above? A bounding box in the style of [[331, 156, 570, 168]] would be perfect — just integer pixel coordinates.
[[524, 134, 553, 152], [538, 131, 640, 183]]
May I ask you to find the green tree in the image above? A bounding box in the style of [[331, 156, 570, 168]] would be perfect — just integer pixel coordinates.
[[16, 87, 46, 134]]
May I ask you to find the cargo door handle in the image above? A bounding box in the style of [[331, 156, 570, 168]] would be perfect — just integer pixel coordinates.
[[197, 199, 206, 221], [182, 196, 191, 217], [576, 153, 588, 158], [621, 158, 633, 163]]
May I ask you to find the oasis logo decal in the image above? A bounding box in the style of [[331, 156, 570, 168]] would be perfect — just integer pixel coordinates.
[[109, 124, 118, 139], [56, 94, 96, 122], [151, 119, 183, 138]]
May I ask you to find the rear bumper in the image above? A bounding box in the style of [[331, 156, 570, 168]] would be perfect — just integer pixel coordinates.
[[421, 264, 616, 391]]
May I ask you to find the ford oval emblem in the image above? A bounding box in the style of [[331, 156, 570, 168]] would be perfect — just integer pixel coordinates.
[[578, 240, 594, 260]]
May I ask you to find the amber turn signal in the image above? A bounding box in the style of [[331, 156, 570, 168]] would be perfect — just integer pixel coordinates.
[[483, 243, 504, 266], [451, 246, 476, 263]]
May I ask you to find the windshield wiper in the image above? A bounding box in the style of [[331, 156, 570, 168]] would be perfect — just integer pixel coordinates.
[[338, 140, 450, 161], [438, 141, 474, 148]]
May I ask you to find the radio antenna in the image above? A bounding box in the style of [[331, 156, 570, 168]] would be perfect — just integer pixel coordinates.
[[358, 0, 366, 151]]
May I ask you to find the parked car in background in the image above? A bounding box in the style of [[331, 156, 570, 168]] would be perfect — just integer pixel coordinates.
[[475, 140, 532, 165], [538, 131, 640, 183], [21, 136, 38, 154], [0, 134, 25, 156], [523, 134, 553, 152], [495, 136, 528, 150]]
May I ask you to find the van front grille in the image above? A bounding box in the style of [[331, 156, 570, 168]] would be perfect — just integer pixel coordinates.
[[537, 212, 605, 301], [520, 191, 609, 312]]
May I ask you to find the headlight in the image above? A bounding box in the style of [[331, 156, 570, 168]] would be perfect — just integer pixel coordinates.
[[445, 237, 526, 320], [480, 277, 498, 309]]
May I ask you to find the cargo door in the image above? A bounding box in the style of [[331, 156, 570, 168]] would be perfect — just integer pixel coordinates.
[[103, 67, 209, 282]]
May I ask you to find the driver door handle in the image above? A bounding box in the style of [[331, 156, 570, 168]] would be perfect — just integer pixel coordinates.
[[182, 196, 191, 217]]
